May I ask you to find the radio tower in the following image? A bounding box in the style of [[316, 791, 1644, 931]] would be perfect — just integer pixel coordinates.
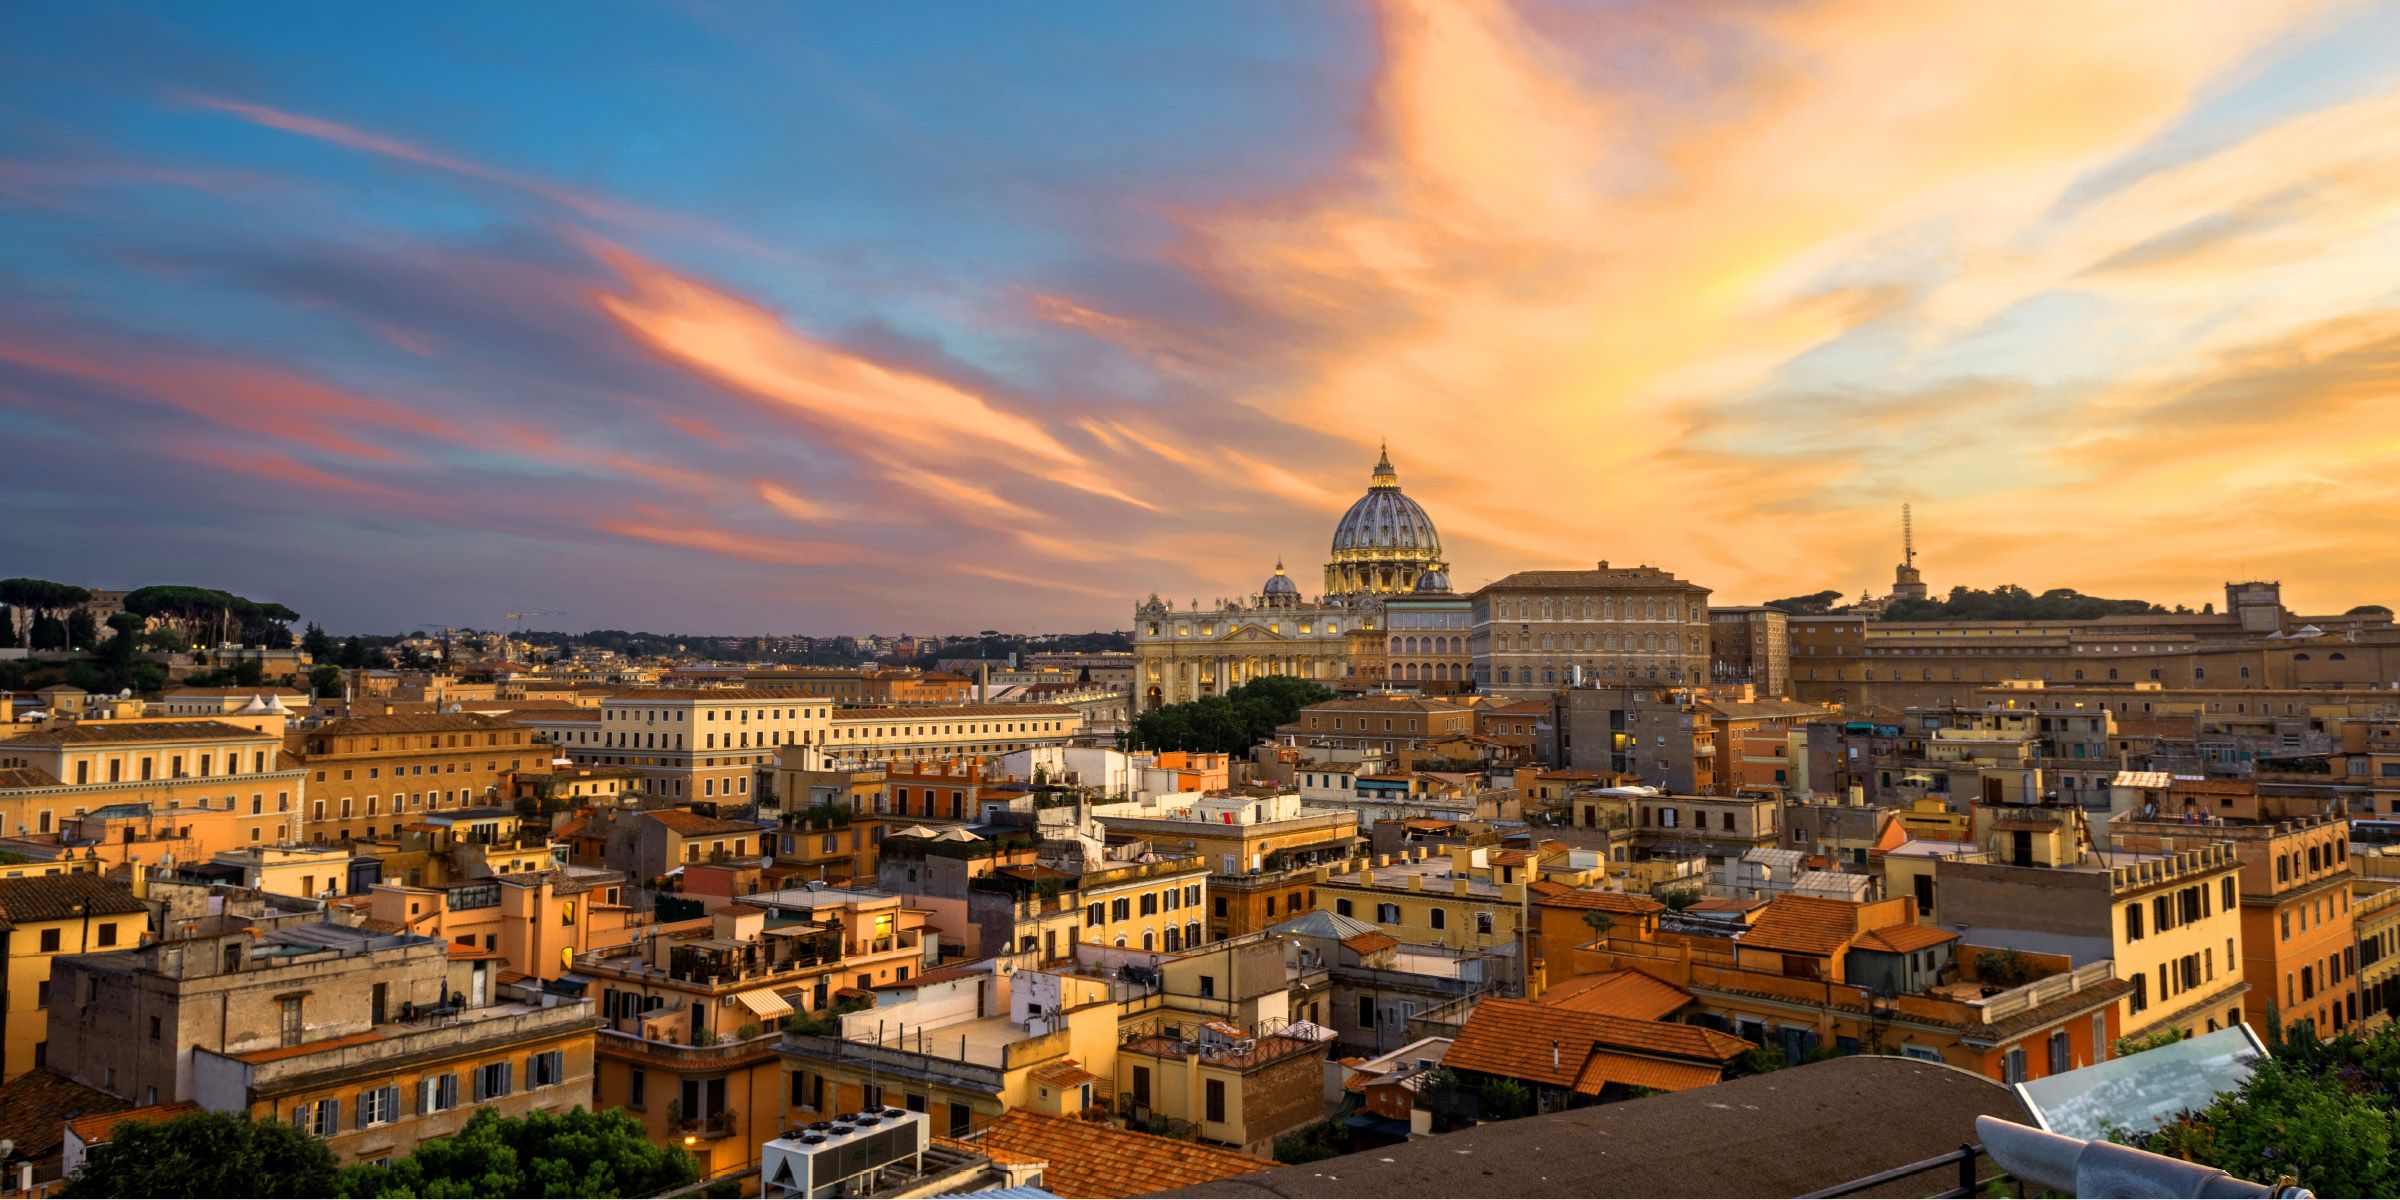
[[1892, 503, 1928, 601]]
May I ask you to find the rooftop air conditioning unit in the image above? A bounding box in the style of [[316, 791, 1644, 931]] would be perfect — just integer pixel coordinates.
[[761, 1109, 928, 1198]]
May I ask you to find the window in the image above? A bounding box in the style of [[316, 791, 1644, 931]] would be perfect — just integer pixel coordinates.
[[527, 1050, 566, 1088], [2002, 1048, 2028, 1084], [1205, 1079, 1226, 1124], [2124, 903, 2143, 942], [1430, 908, 1446, 930], [2049, 1030, 2071, 1074], [474, 1061, 513, 1100], [1359, 996, 1376, 1027], [357, 1085, 399, 1128], [1336, 899, 1353, 917], [629, 1068, 646, 1110], [280, 997, 304, 1047], [1376, 903, 1400, 923], [1476, 913, 1493, 935], [310, 1098, 340, 1137], [38, 929, 58, 953]]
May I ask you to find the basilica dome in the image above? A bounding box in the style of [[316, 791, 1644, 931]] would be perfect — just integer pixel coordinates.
[[1330, 447, 1442, 556], [1261, 561, 1301, 605], [1323, 444, 1449, 599]]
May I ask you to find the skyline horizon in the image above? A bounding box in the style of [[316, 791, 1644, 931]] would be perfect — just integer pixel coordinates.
[[9, 3, 2400, 633]]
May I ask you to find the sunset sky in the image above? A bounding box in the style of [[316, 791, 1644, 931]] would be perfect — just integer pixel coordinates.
[[5, 2, 2398, 634]]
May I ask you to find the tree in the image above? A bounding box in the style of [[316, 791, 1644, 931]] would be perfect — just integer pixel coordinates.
[[2125, 1020, 2400, 1196], [1763, 589, 1847, 616], [335, 1106, 697, 1199], [1129, 675, 1336, 754], [61, 1110, 338, 1198], [2349, 604, 2393, 617], [29, 614, 68, 651], [0, 605, 15, 648], [301, 621, 335, 661], [1580, 910, 1615, 941], [309, 664, 345, 697], [64, 608, 97, 651]]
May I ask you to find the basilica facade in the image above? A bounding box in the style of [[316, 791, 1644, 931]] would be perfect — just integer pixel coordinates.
[[1134, 446, 1454, 712]]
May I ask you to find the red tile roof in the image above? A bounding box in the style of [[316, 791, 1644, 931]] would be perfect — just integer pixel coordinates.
[[1540, 969, 1693, 1022], [1028, 1060, 1100, 1089], [1529, 880, 1666, 916], [971, 1110, 1273, 1198], [1446, 998, 1749, 1094], [1340, 931, 1398, 956], [643, 809, 762, 837], [1573, 1050, 1724, 1094], [1738, 895, 1863, 957], [234, 1030, 386, 1064], [67, 1101, 199, 1145], [1853, 923, 1959, 954], [0, 873, 144, 926]]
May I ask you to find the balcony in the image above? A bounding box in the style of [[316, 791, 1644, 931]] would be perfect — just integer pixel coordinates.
[[668, 1103, 740, 1140]]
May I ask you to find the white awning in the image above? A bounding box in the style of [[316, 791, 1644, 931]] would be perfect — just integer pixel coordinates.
[[734, 988, 793, 1020]]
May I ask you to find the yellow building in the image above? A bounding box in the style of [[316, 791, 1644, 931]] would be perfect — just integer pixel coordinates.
[[2355, 883, 2400, 1032], [289, 712, 543, 843], [1314, 847, 1529, 974], [0, 719, 301, 851], [0, 873, 146, 1081]]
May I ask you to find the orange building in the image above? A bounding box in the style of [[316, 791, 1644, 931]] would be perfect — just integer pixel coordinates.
[[288, 713, 542, 843], [2113, 811, 2357, 1036], [1540, 890, 2128, 1084], [369, 870, 642, 983]]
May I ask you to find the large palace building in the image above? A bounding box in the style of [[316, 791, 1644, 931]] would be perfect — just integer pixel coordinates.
[[1134, 446, 1456, 711]]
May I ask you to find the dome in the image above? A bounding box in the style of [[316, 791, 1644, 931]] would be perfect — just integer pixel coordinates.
[[1262, 561, 1300, 598], [1413, 569, 1452, 593], [1329, 445, 1442, 557]]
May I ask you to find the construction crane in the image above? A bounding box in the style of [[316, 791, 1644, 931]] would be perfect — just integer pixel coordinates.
[[507, 610, 564, 634]]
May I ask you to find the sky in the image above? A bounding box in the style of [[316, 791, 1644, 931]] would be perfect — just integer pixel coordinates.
[[4, 1, 2399, 635]]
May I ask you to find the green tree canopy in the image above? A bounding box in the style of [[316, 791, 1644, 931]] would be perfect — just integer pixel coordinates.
[[0, 578, 92, 613], [1882, 584, 2166, 622], [1129, 675, 1336, 754], [2348, 604, 2393, 616], [60, 1110, 338, 1199], [2126, 1022, 2400, 1196], [335, 1106, 697, 1199], [1762, 589, 1847, 615]]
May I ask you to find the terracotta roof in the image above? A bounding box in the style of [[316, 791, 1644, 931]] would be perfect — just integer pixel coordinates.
[[0, 1069, 128, 1164], [67, 1100, 199, 1144], [1572, 1050, 1724, 1094], [716, 903, 769, 916], [0, 873, 144, 926], [0, 766, 63, 790], [933, 1134, 1044, 1169], [0, 720, 268, 746], [1489, 850, 1532, 866], [1446, 999, 1749, 1093], [308, 712, 524, 736], [1028, 1060, 1100, 1089], [643, 810, 762, 837], [604, 688, 818, 701], [1737, 895, 1863, 957], [1540, 970, 1693, 1022], [1853, 923, 1960, 954], [1528, 880, 1666, 916], [164, 687, 306, 698], [1340, 931, 1398, 956], [833, 704, 1077, 720], [972, 1110, 1273, 1198]]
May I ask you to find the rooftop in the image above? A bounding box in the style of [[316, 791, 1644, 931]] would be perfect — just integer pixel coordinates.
[[0, 720, 269, 746], [1168, 1056, 2036, 1199], [0, 872, 145, 926], [972, 1110, 1273, 1199]]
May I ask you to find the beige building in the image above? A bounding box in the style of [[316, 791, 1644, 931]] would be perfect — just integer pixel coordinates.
[[818, 705, 1081, 768], [0, 719, 303, 852], [574, 689, 834, 803], [1472, 564, 1713, 700]]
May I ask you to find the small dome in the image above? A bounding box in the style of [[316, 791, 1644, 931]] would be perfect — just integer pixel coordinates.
[[1262, 561, 1300, 597], [1414, 569, 1452, 593]]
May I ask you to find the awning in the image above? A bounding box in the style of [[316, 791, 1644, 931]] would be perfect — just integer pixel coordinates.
[[733, 988, 793, 1021]]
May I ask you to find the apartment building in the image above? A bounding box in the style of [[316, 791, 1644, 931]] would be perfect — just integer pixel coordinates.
[[2111, 811, 2357, 1036], [873, 817, 1211, 961], [574, 689, 834, 803], [818, 705, 1082, 768], [368, 870, 637, 982], [1313, 848, 1531, 989], [48, 919, 595, 1164], [577, 889, 931, 1180], [289, 713, 542, 842], [743, 666, 972, 706], [0, 874, 146, 1082], [1934, 801, 2247, 1039], [1274, 696, 1475, 757], [1088, 791, 1358, 941], [0, 719, 301, 852], [2355, 884, 2400, 1031]]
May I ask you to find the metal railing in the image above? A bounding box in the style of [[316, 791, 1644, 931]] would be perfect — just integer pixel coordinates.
[[1800, 1142, 2011, 1199]]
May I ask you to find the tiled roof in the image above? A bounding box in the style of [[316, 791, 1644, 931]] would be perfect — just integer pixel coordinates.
[[1853, 923, 1959, 954], [0, 766, 63, 790], [1028, 1060, 1100, 1089], [1446, 999, 1749, 1093], [307, 712, 523, 736], [0, 720, 267, 746], [68, 1100, 199, 1144], [643, 810, 763, 837], [1528, 880, 1665, 916], [1340, 931, 1398, 956], [1540, 970, 1693, 1022], [0, 1069, 128, 1163], [0, 873, 144, 926], [1478, 565, 1702, 590], [1572, 1050, 1724, 1094], [1737, 895, 1862, 957], [972, 1110, 1273, 1198], [832, 704, 1077, 720], [164, 687, 306, 698]]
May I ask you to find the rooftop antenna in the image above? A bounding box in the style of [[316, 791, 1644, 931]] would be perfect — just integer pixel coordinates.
[[1902, 503, 1915, 569]]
